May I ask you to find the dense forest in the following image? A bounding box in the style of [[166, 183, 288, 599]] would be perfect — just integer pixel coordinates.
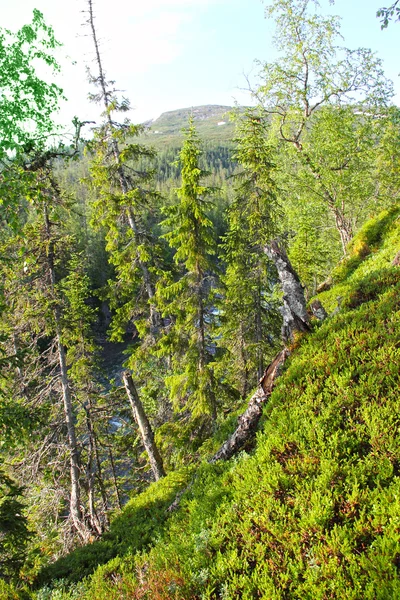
[[0, 1, 399, 598]]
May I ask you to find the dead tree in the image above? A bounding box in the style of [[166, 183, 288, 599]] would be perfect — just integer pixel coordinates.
[[123, 371, 165, 481], [210, 348, 290, 463], [264, 239, 310, 343], [44, 204, 89, 541]]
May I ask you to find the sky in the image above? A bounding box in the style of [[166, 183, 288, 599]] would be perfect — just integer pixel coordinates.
[[1, 0, 399, 131]]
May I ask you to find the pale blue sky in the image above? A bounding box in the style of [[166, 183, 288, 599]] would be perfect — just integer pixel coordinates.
[[1, 0, 399, 130]]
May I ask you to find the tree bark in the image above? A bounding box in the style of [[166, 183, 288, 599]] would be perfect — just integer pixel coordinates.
[[83, 400, 103, 535], [255, 277, 264, 381], [209, 348, 290, 463], [330, 201, 353, 253], [44, 205, 88, 540], [293, 144, 353, 253], [122, 371, 166, 481], [108, 446, 122, 510], [264, 239, 310, 343]]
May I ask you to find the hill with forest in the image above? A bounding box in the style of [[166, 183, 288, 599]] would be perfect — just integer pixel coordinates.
[[1, 1, 400, 599], [141, 105, 238, 148], [10, 205, 398, 599], [136, 105, 239, 192]]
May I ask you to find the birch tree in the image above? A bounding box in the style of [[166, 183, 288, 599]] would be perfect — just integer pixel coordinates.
[[255, 0, 393, 252]]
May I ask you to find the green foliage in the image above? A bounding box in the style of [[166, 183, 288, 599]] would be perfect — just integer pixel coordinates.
[[155, 118, 219, 419], [0, 10, 63, 156], [87, 123, 163, 338], [374, 107, 400, 207], [0, 472, 31, 582], [0, 11, 64, 236], [36, 541, 117, 587], [377, 1, 400, 28], [2, 2, 400, 595], [85, 21, 166, 340], [36, 469, 191, 588], [46, 206, 400, 599], [59, 254, 99, 381], [257, 0, 393, 252], [217, 109, 281, 395]]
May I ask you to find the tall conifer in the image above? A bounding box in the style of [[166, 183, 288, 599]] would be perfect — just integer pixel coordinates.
[[156, 118, 218, 420], [217, 110, 281, 397]]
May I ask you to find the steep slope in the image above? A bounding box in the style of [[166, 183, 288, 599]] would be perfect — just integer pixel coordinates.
[[31, 206, 400, 600]]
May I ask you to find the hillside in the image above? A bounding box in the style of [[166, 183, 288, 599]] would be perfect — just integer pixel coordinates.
[[140, 105, 238, 149], [23, 205, 400, 600]]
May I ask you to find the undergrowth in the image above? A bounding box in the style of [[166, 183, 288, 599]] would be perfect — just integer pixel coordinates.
[[29, 207, 400, 599]]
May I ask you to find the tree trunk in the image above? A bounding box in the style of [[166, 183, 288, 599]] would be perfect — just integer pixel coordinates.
[[255, 278, 264, 380], [295, 145, 353, 252], [264, 239, 310, 343], [330, 202, 353, 253], [209, 348, 290, 463], [197, 279, 217, 422], [56, 335, 87, 539], [239, 326, 249, 400], [122, 371, 166, 481], [84, 401, 103, 536], [108, 446, 122, 510], [44, 204, 87, 540], [93, 431, 110, 528], [86, 0, 160, 334]]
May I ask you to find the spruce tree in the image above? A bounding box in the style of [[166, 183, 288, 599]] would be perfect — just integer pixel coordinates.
[[217, 110, 281, 397], [156, 118, 219, 421], [85, 0, 164, 338], [83, 0, 168, 481]]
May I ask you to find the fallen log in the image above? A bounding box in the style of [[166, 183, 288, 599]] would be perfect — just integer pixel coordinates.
[[209, 348, 290, 463], [123, 371, 166, 481]]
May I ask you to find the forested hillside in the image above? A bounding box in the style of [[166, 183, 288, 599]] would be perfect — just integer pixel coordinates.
[[0, 1, 399, 599]]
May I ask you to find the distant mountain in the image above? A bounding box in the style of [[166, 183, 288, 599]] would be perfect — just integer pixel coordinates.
[[141, 105, 238, 148]]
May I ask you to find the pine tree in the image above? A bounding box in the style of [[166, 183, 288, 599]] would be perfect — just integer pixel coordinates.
[[217, 110, 281, 397], [84, 0, 164, 338], [156, 118, 219, 421]]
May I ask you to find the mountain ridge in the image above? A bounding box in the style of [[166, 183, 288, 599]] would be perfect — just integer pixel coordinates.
[[141, 104, 240, 148]]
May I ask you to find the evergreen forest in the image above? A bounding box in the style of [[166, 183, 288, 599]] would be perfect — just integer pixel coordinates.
[[0, 1, 399, 598]]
